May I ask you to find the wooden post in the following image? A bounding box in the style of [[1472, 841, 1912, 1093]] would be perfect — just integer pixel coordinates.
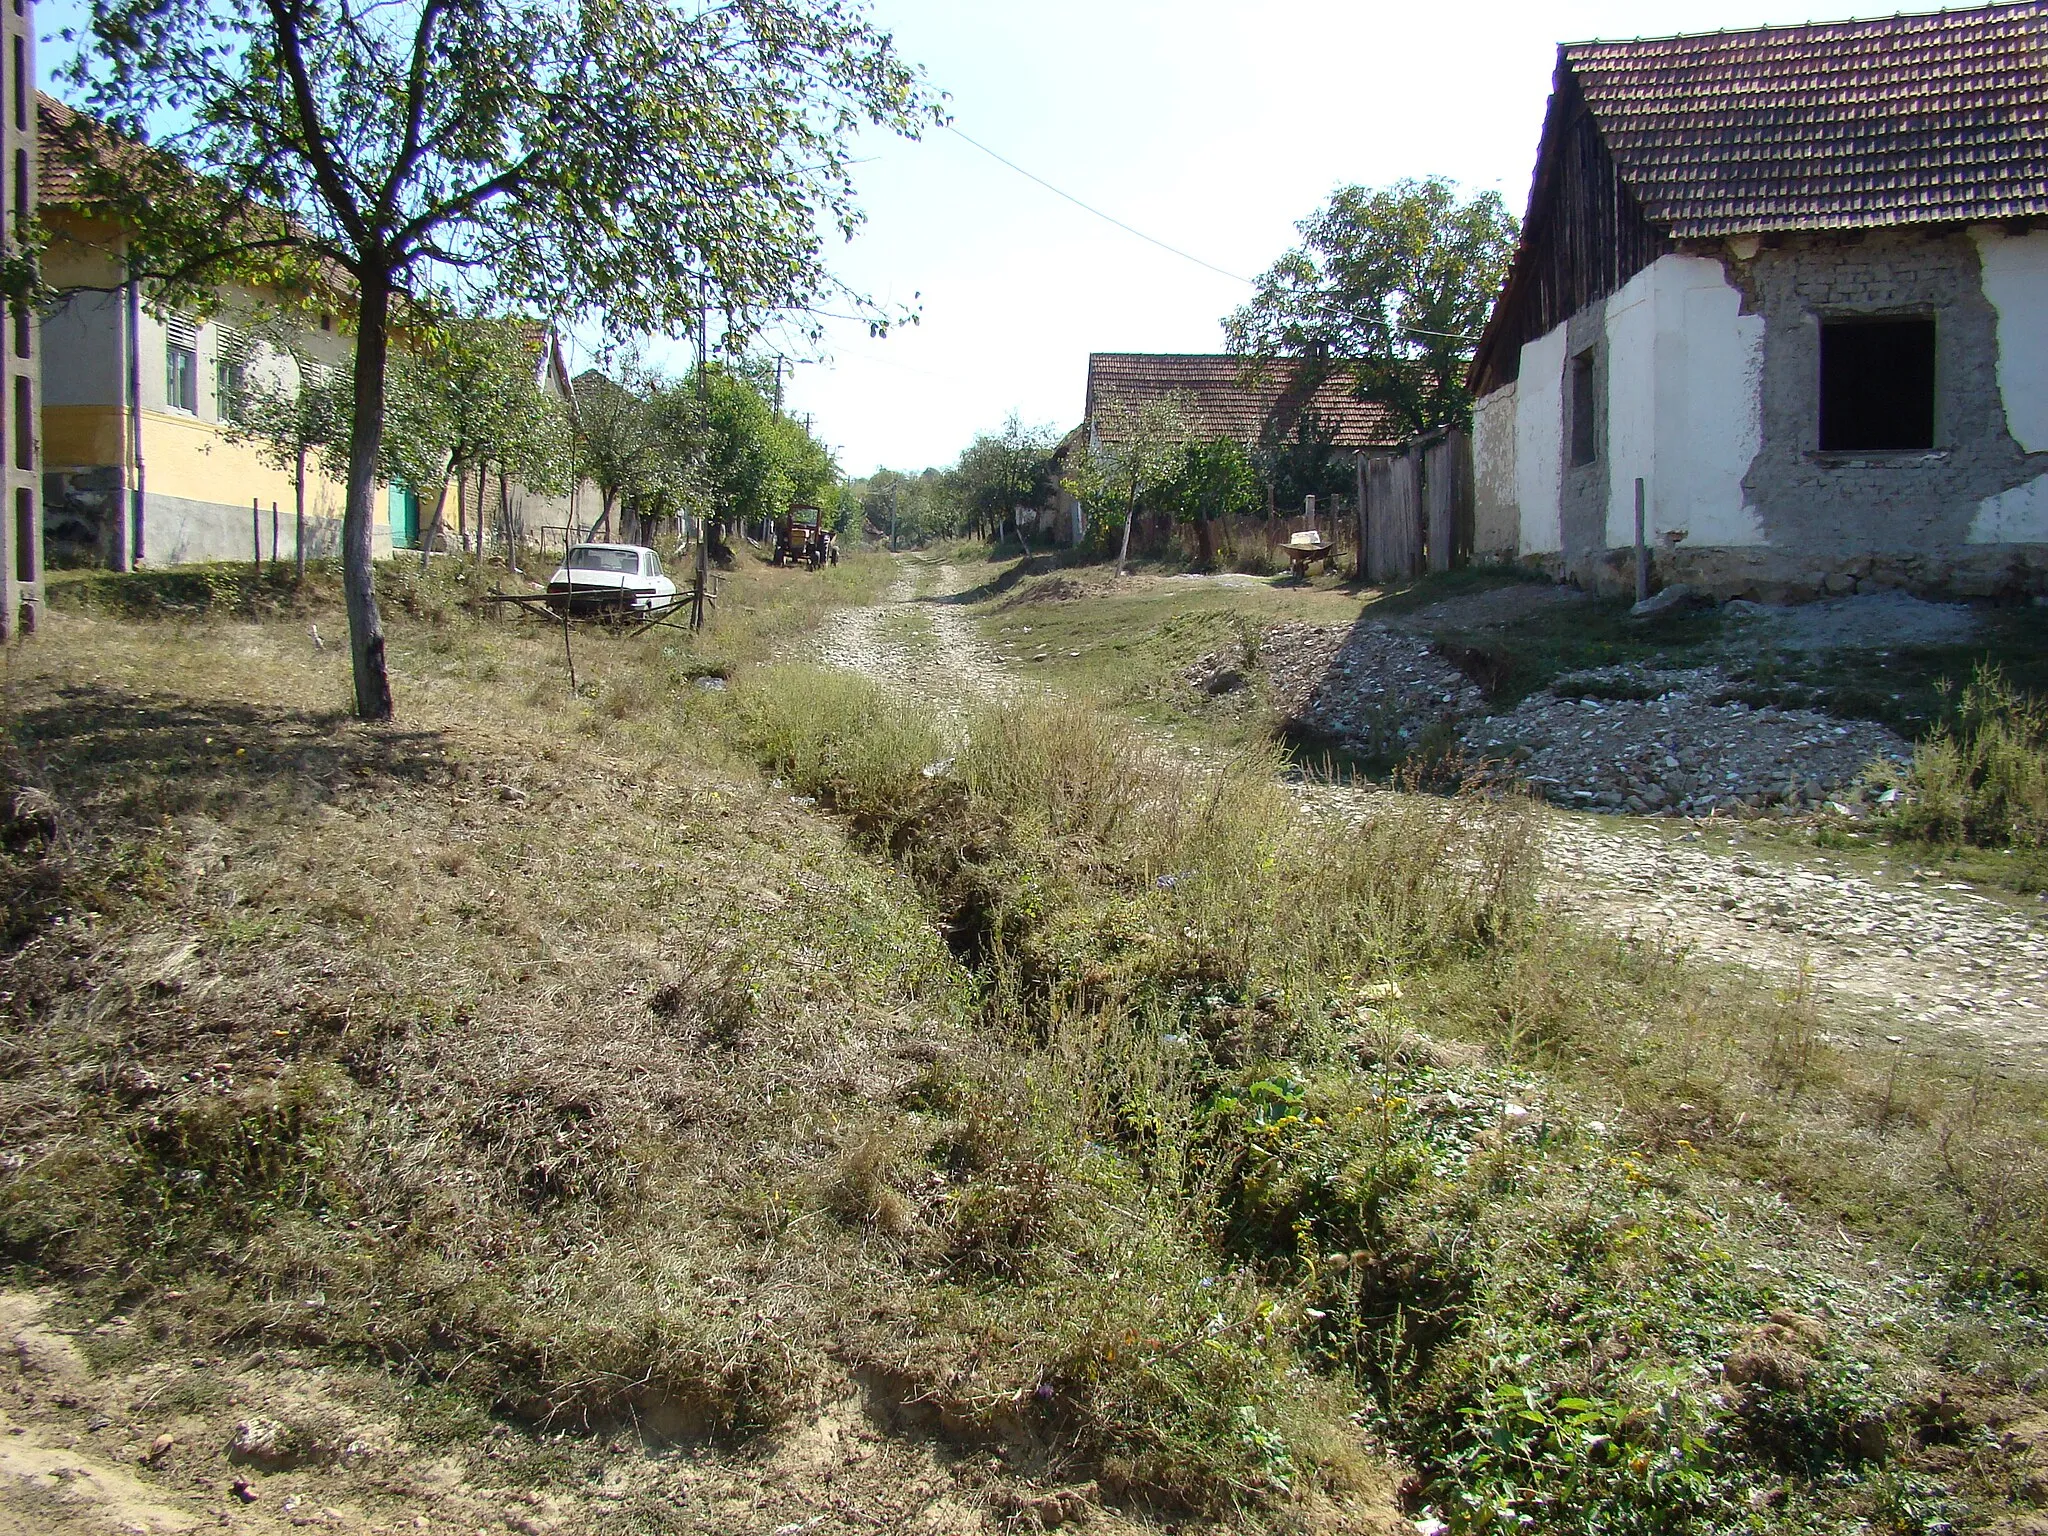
[[1634, 477, 1649, 603], [270, 500, 280, 569], [1354, 452, 1367, 581], [251, 497, 262, 580]]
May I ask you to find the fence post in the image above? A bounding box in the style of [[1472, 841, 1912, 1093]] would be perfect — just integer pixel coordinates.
[[252, 497, 261, 580], [1354, 452, 1367, 580], [1634, 477, 1649, 603]]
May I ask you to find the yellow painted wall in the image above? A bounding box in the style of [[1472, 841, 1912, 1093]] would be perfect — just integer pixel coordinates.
[[139, 408, 348, 522]]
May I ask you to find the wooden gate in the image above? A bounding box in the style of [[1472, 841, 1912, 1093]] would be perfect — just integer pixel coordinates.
[[1358, 428, 1472, 583]]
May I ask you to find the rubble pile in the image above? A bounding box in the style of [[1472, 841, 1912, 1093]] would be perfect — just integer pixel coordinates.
[[1474, 668, 1910, 816], [1199, 621, 1487, 755], [1192, 622, 1912, 818]]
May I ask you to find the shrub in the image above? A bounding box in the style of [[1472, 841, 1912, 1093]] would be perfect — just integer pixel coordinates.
[[1889, 663, 2048, 847]]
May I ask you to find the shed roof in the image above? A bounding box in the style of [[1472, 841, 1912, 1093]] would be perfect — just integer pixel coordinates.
[[1563, 0, 2048, 238], [1083, 354, 1400, 449]]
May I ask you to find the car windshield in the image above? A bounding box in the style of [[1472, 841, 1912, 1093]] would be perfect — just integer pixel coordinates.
[[566, 547, 639, 575], [790, 508, 819, 528]]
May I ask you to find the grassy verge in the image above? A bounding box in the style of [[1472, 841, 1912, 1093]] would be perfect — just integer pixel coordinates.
[[3, 552, 2046, 1532]]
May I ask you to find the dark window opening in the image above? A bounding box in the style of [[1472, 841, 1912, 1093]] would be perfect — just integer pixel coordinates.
[[11, 305, 25, 359], [14, 487, 31, 582], [12, 374, 27, 470], [1820, 317, 1936, 451], [1569, 348, 1598, 466], [12, 37, 22, 132]]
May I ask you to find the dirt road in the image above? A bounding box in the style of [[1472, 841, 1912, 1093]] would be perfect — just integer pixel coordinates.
[[819, 556, 2048, 1075]]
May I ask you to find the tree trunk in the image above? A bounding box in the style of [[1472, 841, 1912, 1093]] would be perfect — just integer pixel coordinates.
[[293, 445, 307, 579], [1116, 485, 1137, 576], [343, 271, 395, 720], [1195, 513, 1216, 570], [417, 460, 454, 574]]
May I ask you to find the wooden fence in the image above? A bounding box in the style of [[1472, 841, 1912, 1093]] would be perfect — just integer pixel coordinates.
[[1356, 427, 1472, 583]]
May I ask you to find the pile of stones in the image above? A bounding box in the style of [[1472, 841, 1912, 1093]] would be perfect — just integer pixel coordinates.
[[1472, 667, 1910, 816], [1191, 623, 1911, 818]]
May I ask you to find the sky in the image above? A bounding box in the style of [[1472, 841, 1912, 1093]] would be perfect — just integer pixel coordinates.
[[37, 0, 1929, 477]]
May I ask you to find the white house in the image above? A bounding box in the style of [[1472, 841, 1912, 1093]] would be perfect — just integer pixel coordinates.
[[1469, 1, 2048, 601]]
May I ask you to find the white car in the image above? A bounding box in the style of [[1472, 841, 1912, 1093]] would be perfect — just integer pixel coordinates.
[[545, 544, 679, 616]]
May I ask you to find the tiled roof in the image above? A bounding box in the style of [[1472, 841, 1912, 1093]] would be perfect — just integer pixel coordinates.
[[36, 93, 91, 204], [1083, 354, 1400, 449], [1564, 0, 2048, 237]]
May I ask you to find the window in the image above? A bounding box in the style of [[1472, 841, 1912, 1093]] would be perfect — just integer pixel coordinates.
[[1569, 347, 1598, 466], [14, 488, 32, 582], [214, 327, 248, 421], [165, 316, 199, 412], [1820, 316, 1936, 451], [11, 36, 22, 132], [11, 305, 26, 360], [566, 546, 639, 574], [11, 373, 27, 470]]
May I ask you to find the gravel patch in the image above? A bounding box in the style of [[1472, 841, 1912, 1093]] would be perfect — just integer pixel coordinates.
[[1477, 668, 1910, 816], [1721, 590, 1982, 652]]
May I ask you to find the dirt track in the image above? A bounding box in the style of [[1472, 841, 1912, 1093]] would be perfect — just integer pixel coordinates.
[[822, 556, 2048, 1077]]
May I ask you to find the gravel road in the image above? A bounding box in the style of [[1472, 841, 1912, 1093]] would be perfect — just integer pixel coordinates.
[[818, 557, 2048, 1076]]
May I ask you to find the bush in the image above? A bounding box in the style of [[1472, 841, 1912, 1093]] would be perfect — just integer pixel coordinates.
[[1890, 663, 2048, 846]]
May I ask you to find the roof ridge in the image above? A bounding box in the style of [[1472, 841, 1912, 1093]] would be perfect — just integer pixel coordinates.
[[1561, 0, 2045, 52]]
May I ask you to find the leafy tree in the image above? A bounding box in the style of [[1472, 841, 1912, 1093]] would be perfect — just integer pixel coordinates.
[[1224, 177, 1518, 437], [571, 365, 658, 541], [1068, 393, 1197, 576], [955, 413, 1058, 550], [693, 362, 836, 542], [850, 466, 963, 547], [217, 333, 349, 577], [379, 316, 570, 571], [63, 0, 937, 718], [1163, 435, 1260, 569]]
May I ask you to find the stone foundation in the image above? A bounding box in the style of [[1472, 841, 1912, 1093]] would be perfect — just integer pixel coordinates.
[[1561, 541, 2048, 603]]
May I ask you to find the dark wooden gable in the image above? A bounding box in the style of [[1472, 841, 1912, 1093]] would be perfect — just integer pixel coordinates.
[[1470, 62, 1669, 397]]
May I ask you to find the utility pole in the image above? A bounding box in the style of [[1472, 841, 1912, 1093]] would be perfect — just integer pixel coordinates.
[[773, 357, 784, 416], [890, 485, 899, 552]]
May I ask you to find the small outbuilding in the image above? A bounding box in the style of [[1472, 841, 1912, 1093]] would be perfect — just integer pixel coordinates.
[[1469, 0, 2048, 600]]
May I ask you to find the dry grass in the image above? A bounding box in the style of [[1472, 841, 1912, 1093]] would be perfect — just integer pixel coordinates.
[[3, 552, 2047, 1535]]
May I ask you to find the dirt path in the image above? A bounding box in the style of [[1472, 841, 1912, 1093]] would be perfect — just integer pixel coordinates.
[[812, 558, 1024, 721]]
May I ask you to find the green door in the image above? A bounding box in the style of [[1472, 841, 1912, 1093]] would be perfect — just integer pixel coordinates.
[[388, 484, 420, 548]]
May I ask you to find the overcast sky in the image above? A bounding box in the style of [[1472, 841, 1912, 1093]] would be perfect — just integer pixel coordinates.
[[39, 0, 1922, 476]]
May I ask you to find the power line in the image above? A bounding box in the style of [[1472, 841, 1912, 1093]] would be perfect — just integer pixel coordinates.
[[944, 124, 1256, 287]]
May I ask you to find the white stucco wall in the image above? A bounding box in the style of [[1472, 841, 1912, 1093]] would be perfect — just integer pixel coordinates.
[[1654, 255, 1768, 547], [1968, 472, 2048, 543], [1972, 227, 2048, 455], [1471, 382, 1518, 555], [1602, 265, 1658, 547], [1514, 325, 1566, 554]]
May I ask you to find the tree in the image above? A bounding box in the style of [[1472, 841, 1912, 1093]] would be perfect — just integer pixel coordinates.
[[379, 316, 570, 571], [63, 0, 937, 718], [1163, 435, 1259, 570], [218, 332, 350, 577], [572, 361, 664, 540], [1224, 177, 1518, 438], [955, 413, 1057, 551], [1068, 393, 1196, 576]]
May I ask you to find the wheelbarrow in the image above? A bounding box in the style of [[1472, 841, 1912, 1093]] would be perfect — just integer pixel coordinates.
[[1284, 529, 1335, 580]]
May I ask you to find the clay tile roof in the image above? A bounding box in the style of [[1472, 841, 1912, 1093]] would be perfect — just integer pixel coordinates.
[[35, 93, 91, 204], [1083, 354, 1401, 449], [1564, 0, 2048, 238]]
